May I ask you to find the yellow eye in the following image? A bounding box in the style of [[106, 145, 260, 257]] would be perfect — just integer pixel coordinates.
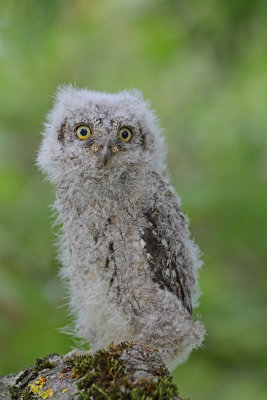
[[76, 125, 91, 140], [119, 127, 132, 143]]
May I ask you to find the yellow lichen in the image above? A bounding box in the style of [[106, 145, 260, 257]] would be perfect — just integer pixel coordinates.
[[28, 376, 53, 398], [42, 388, 53, 398]]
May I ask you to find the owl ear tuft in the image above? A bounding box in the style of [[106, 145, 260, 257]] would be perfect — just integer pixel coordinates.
[[57, 119, 68, 143], [54, 83, 78, 107], [45, 84, 82, 132], [125, 88, 145, 102]]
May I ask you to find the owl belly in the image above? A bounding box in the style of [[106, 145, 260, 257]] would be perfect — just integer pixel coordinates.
[[93, 219, 150, 310], [68, 212, 149, 349]]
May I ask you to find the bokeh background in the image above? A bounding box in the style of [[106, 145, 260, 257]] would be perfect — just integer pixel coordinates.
[[0, 1, 266, 399]]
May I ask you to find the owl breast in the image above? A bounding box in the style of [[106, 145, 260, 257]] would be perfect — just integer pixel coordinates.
[[64, 193, 152, 316], [96, 213, 151, 310]]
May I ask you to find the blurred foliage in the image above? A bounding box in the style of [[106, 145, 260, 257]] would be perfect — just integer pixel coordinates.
[[0, 1, 266, 399]]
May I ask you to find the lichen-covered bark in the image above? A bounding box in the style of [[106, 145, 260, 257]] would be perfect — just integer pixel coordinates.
[[0, 343, 184, 399]]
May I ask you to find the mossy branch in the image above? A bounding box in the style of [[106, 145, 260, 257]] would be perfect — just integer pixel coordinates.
[[0, 342, 185, 400]]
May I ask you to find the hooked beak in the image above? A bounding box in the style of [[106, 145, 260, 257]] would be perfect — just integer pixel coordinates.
[[96, 140, 113, 166]]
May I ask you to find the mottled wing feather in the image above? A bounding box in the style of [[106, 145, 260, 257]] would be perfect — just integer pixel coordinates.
[[141, 174, 193, 315]]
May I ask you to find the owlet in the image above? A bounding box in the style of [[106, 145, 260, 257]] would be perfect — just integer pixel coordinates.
[[37, 85, 205, 369]]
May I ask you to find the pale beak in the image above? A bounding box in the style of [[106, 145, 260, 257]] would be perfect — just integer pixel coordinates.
[[96, 140, 113, 166]]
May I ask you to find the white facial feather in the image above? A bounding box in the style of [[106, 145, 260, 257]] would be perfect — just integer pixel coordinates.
[[37, 85, 205, 370], [37, 85, 166, 184]]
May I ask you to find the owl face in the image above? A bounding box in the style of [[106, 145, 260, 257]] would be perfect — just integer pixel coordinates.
[[37, 86, 165, 183], [69, 123, 135, 167], [57, 104, 150, 171]]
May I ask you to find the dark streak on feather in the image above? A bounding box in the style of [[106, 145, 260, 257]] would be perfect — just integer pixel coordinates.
[[140, 129, 146, 150], [142, 208, 192, 315], [94, 235, 99, 244], [83, 136, 96, 147], [57, 121, 68, 143], [107, 242, 121, 303]]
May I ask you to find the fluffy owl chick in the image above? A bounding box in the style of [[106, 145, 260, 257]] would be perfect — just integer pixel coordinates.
[[37, 85, 205, 370]]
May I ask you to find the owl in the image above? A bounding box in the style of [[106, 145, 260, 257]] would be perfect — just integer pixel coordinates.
[[37, 85, 205, 370]]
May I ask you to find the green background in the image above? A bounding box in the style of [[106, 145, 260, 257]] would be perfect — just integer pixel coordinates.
[[0, 1, 266, 399]]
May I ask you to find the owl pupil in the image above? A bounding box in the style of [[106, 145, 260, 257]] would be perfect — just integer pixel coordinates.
[[80, 128, 88, 136], [121, 131, 128, 139]]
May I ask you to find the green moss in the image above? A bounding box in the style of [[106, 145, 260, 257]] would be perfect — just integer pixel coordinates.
[[66, 342, 183, 400], [8, 384, 33, 400], [34, 357, 55, 372], [20, 389, 33, 400], [8, 384, 20, 400]]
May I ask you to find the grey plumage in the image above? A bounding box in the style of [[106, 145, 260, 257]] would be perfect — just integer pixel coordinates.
[[37, 85, 205, 369]]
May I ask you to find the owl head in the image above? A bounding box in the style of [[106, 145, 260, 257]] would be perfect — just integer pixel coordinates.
[[37, 85, 166, 185]]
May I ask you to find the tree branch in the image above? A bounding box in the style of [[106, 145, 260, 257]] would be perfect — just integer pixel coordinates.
[[0, 342, 185, 399]]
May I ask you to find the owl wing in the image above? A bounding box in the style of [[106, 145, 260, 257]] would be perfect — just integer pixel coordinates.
[[141, 173, 196, 315]]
